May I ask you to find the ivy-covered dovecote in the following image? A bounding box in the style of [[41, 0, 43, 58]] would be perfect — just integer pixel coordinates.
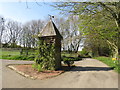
[[37, 19, 63, 70]]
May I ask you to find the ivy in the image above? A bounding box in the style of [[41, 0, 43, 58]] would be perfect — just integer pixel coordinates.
[[33, 38, 56, 72]]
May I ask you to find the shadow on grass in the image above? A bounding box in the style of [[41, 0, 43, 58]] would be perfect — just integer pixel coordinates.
[[62, 66, 114, 71]]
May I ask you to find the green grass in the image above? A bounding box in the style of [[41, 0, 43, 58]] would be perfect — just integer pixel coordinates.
[[1, 49, 82, 61], [2, 55, 35, 60], [0, 49, 20, 56], [93, 56, 120, 73], [0, 49, 2, 59], [0, 48, 35, 60], [61, 51, 92, 58], [62, 52, 78, 57]]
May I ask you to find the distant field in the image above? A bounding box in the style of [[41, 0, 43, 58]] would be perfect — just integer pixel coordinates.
[[0, 49, 2, 58], [0, 48, 20, 59], [0, 48, 81, 61], [0, 48, 36, 60], [62, 52, 79, 57], [0, 48, 36, 56], [0, 49, 20, 56], [0, 48, 78, 57]]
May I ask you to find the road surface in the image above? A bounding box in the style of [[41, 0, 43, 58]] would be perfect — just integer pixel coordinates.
[[1, 58, 118, 88]]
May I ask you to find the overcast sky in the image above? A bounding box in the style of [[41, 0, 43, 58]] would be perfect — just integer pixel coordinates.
[[0, 2, 61, 23]]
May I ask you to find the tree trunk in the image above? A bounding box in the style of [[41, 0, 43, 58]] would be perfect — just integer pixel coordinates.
[[112, 46, 119, 60], [106, 40, 118, 59]]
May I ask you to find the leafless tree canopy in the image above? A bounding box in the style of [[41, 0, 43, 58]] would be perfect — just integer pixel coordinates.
[[1, 15, 83, 52]]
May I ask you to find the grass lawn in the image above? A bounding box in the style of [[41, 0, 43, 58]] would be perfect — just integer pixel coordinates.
[[93, 56, 120, 73], [0, 48, 35, 60], [0, 49, 2, 59], [0, 48, 20, 59], [62, 52, 78, 57], [0, 48, 82, 61], [0, 49, 20, 56]]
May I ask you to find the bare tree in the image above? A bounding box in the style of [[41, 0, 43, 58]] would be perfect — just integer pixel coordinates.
[[66, 15, 83, 53], [5, 20, 22, 47], [20, 19, 44, 48], [54, 15, 83, 53], [0, 16, 5, 46]]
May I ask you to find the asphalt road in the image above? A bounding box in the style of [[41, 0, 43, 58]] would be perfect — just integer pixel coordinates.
[[1, 58, 118, 88]]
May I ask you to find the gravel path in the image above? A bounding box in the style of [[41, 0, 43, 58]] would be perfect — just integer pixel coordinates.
[[1, 58, 118, 88]]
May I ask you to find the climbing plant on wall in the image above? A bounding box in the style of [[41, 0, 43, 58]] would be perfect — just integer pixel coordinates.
[[32, 38, 56, 71]]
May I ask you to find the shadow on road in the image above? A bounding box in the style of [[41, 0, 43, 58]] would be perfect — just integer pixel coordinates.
[[70, 66, 114, 71]]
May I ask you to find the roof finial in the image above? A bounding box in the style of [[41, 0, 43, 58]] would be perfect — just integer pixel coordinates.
[[48, 14, 54, 20]]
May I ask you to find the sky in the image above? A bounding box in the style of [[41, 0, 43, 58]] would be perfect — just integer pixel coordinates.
[[0, 2, 61, 24], [0, 0, 117, 23]]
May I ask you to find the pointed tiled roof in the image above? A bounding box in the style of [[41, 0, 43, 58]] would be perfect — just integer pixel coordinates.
[[38, 20, 63, 39]]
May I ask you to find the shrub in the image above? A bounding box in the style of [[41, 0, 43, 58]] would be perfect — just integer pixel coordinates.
[[79, 49, 91, 58], [62, 56, 82, 61], [27, 55, 35, 60], [33, 39, 56, 71], [80, 49, 88, 55]]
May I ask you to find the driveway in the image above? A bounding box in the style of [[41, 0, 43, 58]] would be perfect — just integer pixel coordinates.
[[1, 58, 118, 88]]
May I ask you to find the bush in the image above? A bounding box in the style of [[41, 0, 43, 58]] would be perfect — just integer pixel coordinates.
[[27, 55, 35, 60], [79, 49, 91, 58], [33, 40, 56, 71], [62, 56, 82, 61]]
